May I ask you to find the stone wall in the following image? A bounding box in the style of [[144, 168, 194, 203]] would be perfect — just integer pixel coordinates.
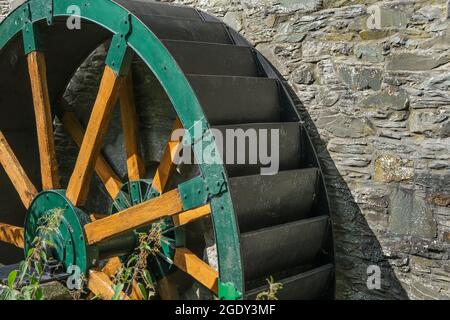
[[0, 0, 10, 21], [1, 0, 449, 299]]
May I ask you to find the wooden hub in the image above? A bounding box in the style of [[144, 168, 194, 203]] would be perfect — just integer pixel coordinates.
[[24, 190, 92, 273]]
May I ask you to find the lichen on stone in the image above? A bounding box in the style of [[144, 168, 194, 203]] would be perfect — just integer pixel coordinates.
[[374, 155, 414, 182]]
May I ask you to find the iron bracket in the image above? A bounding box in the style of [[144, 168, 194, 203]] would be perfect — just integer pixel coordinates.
[[21, 3, 41, 54], [178, 173, 227, 210], [43, 0, 54, 26], [129, 180, 143, 206], [105, 13, 134, 76]]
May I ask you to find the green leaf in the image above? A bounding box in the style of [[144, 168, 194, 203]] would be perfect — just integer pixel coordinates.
[[39, 250, 48, 263], [27, 248, 34, 258], [0, 287, 18, 300], [142, 270, 153, 287], [7, 270, 17, 288], [18, 261, 28, 283], [29, 276, 38, 286], [34, 261, 43, 276], [20, 285, 33, 300], [111, 284, 124, 300], [123, 268, 132, 281], [126, 255, 137, 267], [34, 288, 44, 300], [138, 283, 148, 300]]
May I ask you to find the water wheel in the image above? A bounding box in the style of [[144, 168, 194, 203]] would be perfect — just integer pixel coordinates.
[[0, 0, 334, 300]]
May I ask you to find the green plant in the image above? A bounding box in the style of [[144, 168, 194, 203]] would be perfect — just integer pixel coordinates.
[[0, 208, 64, 300], [112, 223, 162, 300], [256, 276, 283, 300]]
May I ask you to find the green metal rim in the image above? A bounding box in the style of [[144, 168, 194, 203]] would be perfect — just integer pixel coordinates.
[[0, 0, 243, 299]]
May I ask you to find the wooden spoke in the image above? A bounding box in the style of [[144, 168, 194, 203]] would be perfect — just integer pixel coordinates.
[[100, 257, 143, 300], [85, 257, 121, 300], [62, 112, 122, 199], [152, 118, 183, 194], [0, 131, 38, 208], [120, 71, 144, 181], [27, 51, 60, 190], [84, 189, 183, 245], [66, 66, 125, 206], [102, 257, 123, 277], [173, 248, 218, 295], [0, 223, 24, 248], [88, 270, 129, 300], [89, 213, 110, 222], [172, 204, 211, 227]]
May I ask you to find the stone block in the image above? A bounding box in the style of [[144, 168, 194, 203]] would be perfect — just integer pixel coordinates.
[[302, 41, 352, 61], [359, 30, 395, 40], [387, 53, 450, 71], [429, 194, 450, 207], [355, 44, 385, 63], [415, 5, 442, 22], [291, 64, 315, 84], [336, 64, 383, 90], [374, 155, 413, 183], [316, 113, 374, 138], [440, 121, 450, 138], [389, 187, 437, 238], [409, 110, 448, 134], [278, 0, 322, 11], [359, 91, 409, 111]]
